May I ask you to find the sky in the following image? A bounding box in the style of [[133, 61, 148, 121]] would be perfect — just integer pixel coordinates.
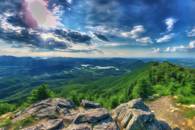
[[0, 0, 195, 58]]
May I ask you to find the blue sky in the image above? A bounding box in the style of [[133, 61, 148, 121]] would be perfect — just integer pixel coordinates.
[[0, 0, 194, 57]]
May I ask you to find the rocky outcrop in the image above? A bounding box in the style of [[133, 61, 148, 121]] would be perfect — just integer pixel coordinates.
[[6, 98, 171, 130], [112, 98, 171, 130], [81, 100, 101, 109], [22, 119, 64, 130]]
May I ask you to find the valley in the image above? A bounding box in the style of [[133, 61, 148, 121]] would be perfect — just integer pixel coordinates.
[[0, 57, 195, 129]]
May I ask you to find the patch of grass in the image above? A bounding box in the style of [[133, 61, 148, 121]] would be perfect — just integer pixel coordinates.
[[184, 109, 195, 119], [13, 116, 36, 130], [1, 116, 37, 130], [0, 118, 12, 128]]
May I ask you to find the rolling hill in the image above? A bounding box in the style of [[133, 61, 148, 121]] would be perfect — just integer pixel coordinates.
[[61, 62, 195, 108]]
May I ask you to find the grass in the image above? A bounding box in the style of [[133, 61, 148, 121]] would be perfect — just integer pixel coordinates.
[[0, 118, 12, 128], [184, 109, 195, 119], [0, 116, 36, 130]]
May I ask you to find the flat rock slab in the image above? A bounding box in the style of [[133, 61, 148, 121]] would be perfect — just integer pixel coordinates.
[[73, 108, 110, 124], [22, 119, 64, 130]]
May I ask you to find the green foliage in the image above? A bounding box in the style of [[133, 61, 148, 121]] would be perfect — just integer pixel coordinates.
[[12, 116, 36, 130], [27, 84, 54, 104], [0, 102, 15, 115], [0, 116, 36, 129], [132, 79, 152, 99], [0, 119, 12, 128], [60, 62, 195, 108], [184, 109, 195, 119]]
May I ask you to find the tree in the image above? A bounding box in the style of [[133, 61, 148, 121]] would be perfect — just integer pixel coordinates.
[[27, 84, 54, 104], [132, 79, 152, 99], [191, 78, 195, 95], [0, 102, 15, 115]]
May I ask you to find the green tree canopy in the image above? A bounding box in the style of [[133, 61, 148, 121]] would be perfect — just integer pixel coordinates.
[[27, 84, 54, 104]]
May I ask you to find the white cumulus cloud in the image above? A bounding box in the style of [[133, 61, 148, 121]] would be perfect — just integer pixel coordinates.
[[187, 27, 195, 37], [156, 33, 175, 43], [121, 25, 145, 39], [136, 37, 153, 44], [165, 18, 177, 32]]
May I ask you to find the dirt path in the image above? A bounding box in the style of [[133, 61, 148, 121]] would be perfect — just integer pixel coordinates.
[[148, 96, 195, 130]]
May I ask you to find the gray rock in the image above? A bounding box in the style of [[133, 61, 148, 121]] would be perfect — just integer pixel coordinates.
[[93, 122, 119, 130], [35, 106, 57, 119], [65, 124, 92, 130], [73, 108, 110, 124], [47, 119, 64, 130], [127, 98, 150, 111], [14, 98, 171, 130], [112, 99, 171, 130], [55, 98, 75, 109], [81, 100, 101, 109], [22, 119, 64, 130]]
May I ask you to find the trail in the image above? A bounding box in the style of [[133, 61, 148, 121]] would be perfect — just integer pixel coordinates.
[[148, 96, 195, 130]]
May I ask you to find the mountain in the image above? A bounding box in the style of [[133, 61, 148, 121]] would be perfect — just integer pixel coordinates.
[[0, 60, 195, 129], [0, 56, 145, 102], [61, 62, 195, 108]]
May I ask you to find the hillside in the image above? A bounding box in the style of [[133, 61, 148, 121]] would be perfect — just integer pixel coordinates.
[[0, 61, 195, 129], [61, 62, 195, 108], [0, 57, 144, 102]]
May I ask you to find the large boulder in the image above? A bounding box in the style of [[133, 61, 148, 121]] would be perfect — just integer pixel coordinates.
[[81, 100, 101, 109], [112, 99, 171, 130], [22, 119, 64, 130], [73, 108, 110, 124], [35, 106, 57, 119], [93, 121, 119, 130], [10, 98, 171, 130], [55, 98, 75, 109], [65, 124, 92, 130]]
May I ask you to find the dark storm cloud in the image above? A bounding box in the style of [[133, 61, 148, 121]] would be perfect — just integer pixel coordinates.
[[0, 0, 195, 57], [94, 33, 109, 42], [0, 0, 105, 52], [54, 29, 92, 44], [75, 0, 193, 35]]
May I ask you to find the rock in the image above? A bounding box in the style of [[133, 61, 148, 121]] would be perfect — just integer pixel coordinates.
[[47, 119, 64, 130], [93, 122, 118, 130], [73, 108, 110, 124], [65, 124, 92, 130], [55, 98, 75, 109], [112, 98, 171, 130], [22, 119, 64, 130], [11, 98, 171, 130], [81, 100, 101, 109], [35, 106, 57, 119], [26, 99, 53, 115], [127, 98, 150, 111]]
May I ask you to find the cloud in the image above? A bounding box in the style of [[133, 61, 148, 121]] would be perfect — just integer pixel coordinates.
[[22, 0, 62, 29], [94, 33, 109, 41], [165, 18, 177, 32], [152, 48, 160, 53], [120, 25, 152, 44], [164, 45, 186, 52], [156, 33, 175, 43], [189, 41, 195, 48], [187, 27, 195, 37], [0, 12, 25, 34], [121, 25, 145, 39], [154, 41, 195, 53], [136, 37, 153, 44]]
